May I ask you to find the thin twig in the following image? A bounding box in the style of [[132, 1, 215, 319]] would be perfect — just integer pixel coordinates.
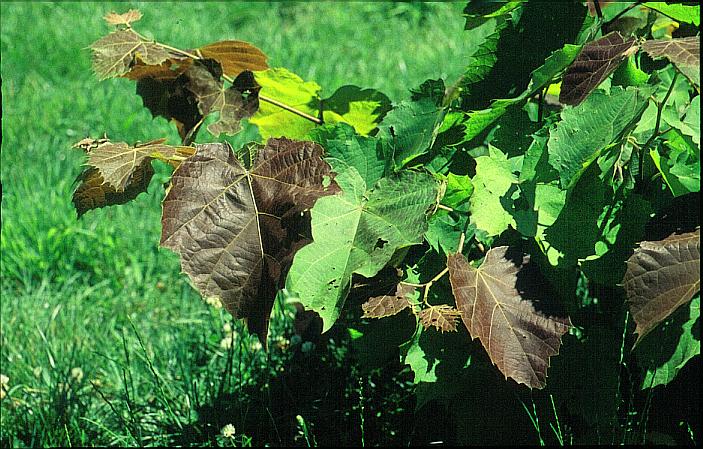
[[638, 72, 679, 186]]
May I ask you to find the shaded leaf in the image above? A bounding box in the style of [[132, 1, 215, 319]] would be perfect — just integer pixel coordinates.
[[642, 36, 700, 88], [286, 167, 438, 332], [90, 29, 175, 80], [321, 86, 392, 136], [196, 40, 268, 78], [160, 139, 337, 342], [104, 9, 143, 26], [309, 123, 388, 187], [624, 229, 701, 345], [447, 248, 571, 388], [124, 57, 192, 81], [419, 305, 461, 333], [72, 164, 153, 217], [185, 63, 260, 136], [560, 32, 638, 106], [361, 283, 414, 318], [636, 295, 700, 389], [136, 75, 203, 141]]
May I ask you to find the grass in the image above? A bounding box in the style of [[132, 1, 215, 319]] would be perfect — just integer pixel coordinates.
[[0, 2, 472, 446]]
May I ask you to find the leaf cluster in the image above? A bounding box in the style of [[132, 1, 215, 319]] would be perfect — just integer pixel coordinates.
[[70, 3, 699, 413]]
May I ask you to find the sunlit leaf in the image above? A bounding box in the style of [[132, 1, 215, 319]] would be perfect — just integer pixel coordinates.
[[90, 29, 176, 80], [160, 139, 337, 342], [82, 138, 194, 190], [104, 9, 143, 26], [286, 167, 438, 332], [196, 40, 268, 78]]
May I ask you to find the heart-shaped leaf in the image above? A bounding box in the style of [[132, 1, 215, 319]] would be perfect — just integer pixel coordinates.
[[196, 40, 268, 78], [447, 247, 571, 388], [624, 228, 700, 346], [641, 36, 700, 88], [560, 32, 638, 106], [90, 29, 177, 80], [160, 139, 337, 342], [361, 283, 414, 319], [72, 138, 195, 216]]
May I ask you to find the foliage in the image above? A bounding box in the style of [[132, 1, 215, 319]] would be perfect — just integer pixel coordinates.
[[17, 0, 699, 445]]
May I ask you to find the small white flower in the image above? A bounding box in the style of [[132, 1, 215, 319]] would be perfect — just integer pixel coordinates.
[[223, 322, 232, 334], [71, 367, 84, 382], [221, 423, 236, 438], [220, 336, 233, 350], [249, 340, 262, 352]]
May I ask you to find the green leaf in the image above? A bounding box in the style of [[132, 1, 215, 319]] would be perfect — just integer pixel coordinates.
[[461, 17, 508, 99], [643, 2, 701, 26], [286, 168, 438, 332], [469, 146, 517, 236], [612, 55, 650, 88], [442, 173, 473, 212], [249, 68, 321, 140], [377, 97, 446, 169], [682, 95, 700, 147], [310, 123, 388, 188], [401, 323, 438, 384], [651, 129, 700, 197], [463, 1, 525, 30], [321, 85, 392, 136], [548, 86, 653, 189], [460, 43, 581, 143], [637, 295, 700, 389], [424, 209, 473, 255]]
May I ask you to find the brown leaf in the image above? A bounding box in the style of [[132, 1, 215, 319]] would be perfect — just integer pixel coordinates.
[[90, 29, 176, 80], [104, 9, 143, 26], [124, 58, 193, 81], [624, 229, 700, 346], [85, 138, 194, 190], [560, 32, 638, 106], [72, 163, 153, 217], [642, 37, 700, 88], [447, 248, 571, 389], [136, 75, 203, 142], [419, 305, 461, 333], [196, 40, 268, 78], [72, 138, 194, 216], [361, 283, 414, 318], [160, 139, 338, 343], [184, 62, 260, 136]]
